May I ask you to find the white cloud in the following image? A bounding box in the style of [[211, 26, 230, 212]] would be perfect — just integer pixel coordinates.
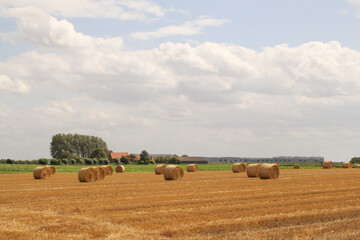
[[2, 6, 123, 53], [1, 10, 360, 160], [0, 0, 166, 21], [0, 74, 29, 94], [347, 0, 360, 17], [130, 16, 229, 40]]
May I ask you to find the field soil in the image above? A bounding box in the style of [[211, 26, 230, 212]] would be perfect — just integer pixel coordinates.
[[0, 169, 360, 239]]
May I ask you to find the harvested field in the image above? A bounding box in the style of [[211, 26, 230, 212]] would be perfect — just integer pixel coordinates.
[[0, 169, 360, 240]]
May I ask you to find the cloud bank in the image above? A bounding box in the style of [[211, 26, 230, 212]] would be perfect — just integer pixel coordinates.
[[1, 6, 360, 161], [130, 16, 229, 40], [0, 0, 166, 21]]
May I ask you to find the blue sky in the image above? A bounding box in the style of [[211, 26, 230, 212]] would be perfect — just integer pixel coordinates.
[[1, 0, 360, 161]]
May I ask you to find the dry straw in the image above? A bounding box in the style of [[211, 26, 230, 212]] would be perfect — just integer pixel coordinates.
[[154, 164, 167, 175], [45, 165, 56, 175], [78, 168, 97, 182], [187, 164, 199, 172], [246, 164, 262, 177], [293, 164, 300, 169], [102, 165, 113, 175], [232, 163, 247, 173], [323, 161, 334, 169], [33, 166, 51, 179], [115, 165, 125, 173], [164, 165, 184, 180], [258, 164, 280, 179], [357, 164, 360, 168], [342, 162, 352, 168], [94, 167, 105, 180]]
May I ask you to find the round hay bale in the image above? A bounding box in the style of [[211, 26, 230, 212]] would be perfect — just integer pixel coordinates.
[[164, 165, 184, 180], [342, 162, 352, 168], [102, 165, 113, 175], [246, 164, 262, 177], [94, 167, 105, 180], [45, 165, 56, 175], [187, 164, 199, 172], [100, 166, 109, 175], [33, 167, 51, 179], [154, 164, 167, 175], [232, 163, 247, 173], [356, 164, 360, 168], [323, 161, 333, 169], [78, 168, 97, 182], [115, 165, 125, 173], [258, 164, 280, 179], [293, 164, 300, 169]]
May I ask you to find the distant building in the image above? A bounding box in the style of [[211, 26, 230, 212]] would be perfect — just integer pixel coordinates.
[[206, 156, 324, 163], [149, 154, 173, 159], [179, 157, 208, 164], [110, 152, 140, 161]]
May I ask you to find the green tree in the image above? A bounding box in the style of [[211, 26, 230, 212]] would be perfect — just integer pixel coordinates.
[[50, 159, 59, 165], [350, 157, 360, 164], [138, 150, 151, 165], [38, 158, 48, 165], [6, 159, 13, 164], [129, 153, 138, 163], [90, 148, 107, 159], [114, 157, 120, 165], [50, 133, 107, 158], [60, 151, 72, 160], [120, 156, 130, 165], [169, 155, 180, 164]]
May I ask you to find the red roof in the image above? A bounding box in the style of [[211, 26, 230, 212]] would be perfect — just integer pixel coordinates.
[[111, 152, 128, 159], [110, 152, 140, 159]]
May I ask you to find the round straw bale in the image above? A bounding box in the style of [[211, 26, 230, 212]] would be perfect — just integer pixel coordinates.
[[94, 167, 105, 180], [293, 164, 300, 169], [102, 165, 113, 175], [100, 166, 109, 175], [78, 168, 97, 182], [356, 164, 360, 168], [232, 163, 247, 173], [342, 162, 352, 168], [164, 165, 184, 180], [187, 164, 199, 172], [115, 165, 125, 173], [33, 167, 51, 179], [323, 161, 333, 169], [45, 165, 56, 175], [154, 164, 167, 175], [258, 164, 280, 179], [246, 164, 262, 177]]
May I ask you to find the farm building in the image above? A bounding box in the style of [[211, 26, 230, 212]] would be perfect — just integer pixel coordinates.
[[110, 152, 139, 161], [206, 156, 324, 164], [179, 157, 208, 164]]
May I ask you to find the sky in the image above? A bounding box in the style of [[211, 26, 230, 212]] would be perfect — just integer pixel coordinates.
[[1, 0, 360, 161]]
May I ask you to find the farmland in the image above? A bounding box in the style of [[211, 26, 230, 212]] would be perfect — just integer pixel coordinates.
[[0, 169, 360, 239], [0, 162, 334, 174]]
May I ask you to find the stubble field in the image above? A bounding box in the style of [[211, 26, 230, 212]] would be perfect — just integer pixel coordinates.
[[0, 168, 360, 239]]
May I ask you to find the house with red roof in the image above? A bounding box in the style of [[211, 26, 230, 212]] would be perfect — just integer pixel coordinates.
[[110, 152, 140, 161]]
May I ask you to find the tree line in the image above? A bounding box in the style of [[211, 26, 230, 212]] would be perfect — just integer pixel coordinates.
[[50, 133, 108, 159]]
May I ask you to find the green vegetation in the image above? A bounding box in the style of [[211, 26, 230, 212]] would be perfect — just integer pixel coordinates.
[[351, 157, 360, 164], [0, 162, 334, 174], [138, 150, 151, 165], [50, 133, 108, 158]]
